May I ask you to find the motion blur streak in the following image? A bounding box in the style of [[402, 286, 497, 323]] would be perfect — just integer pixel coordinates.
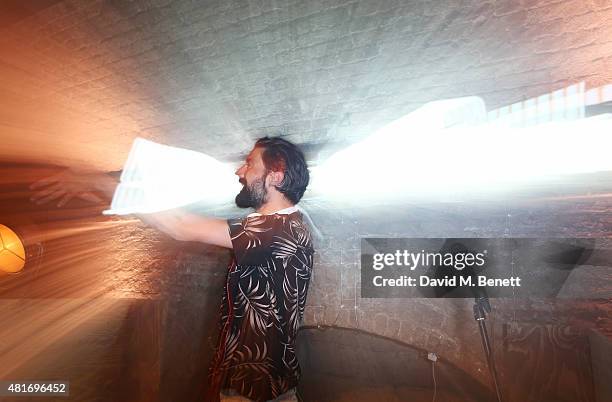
[[0, 169, 177, 380], [0, 298, 123, 378]]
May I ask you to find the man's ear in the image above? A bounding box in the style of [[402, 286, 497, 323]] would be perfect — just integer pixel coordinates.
[[267, 170, 284, 187]]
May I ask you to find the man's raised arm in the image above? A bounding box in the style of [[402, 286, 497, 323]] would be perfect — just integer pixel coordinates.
[[137, 210, 231, 248], [30, 168, 232, 248]]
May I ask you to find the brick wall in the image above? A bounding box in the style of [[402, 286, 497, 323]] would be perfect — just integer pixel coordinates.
[[1, 0, 611, 396], [302, 199, 611, 388]]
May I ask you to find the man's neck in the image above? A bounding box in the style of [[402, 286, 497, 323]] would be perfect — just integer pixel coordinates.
[[256, 199, 294, 215]]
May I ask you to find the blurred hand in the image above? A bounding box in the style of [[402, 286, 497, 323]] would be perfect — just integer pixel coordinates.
[[29, 169, 115, 207]]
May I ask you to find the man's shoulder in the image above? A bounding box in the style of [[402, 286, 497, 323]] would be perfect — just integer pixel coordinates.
[[285, 212, 315, 248], [229, 209, 313, 240]]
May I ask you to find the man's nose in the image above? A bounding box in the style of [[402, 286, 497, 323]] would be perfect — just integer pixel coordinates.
[[235, 165, 245, 176]]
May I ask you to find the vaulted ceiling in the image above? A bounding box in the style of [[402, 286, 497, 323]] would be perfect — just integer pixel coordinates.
[[2, 0, 611, 170]]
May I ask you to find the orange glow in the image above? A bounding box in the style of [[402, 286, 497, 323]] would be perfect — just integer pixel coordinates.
[[0, 224, 26, 273]]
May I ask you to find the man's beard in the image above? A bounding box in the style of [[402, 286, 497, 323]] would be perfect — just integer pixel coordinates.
[[235, 174, 268, 209]]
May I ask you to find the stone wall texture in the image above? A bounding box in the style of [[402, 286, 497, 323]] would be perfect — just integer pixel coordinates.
[[1, 0, 611, 400], [2, 0, 612, 166]]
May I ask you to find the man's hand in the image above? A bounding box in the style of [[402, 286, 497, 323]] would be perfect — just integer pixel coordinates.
[[29, 168, 118, 207]]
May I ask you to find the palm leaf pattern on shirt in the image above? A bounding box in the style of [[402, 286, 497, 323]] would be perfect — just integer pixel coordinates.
[[235, 276, 271, 336], [213, 212, 314, 401], [278, 339, 299, 371], [230, 215, 272, 250], [230, 343, 273, 383], [223, 329, 241, 365], [273, 228, 313, 334], [266, 280, 284, 330], [282, 271, 300, 335]]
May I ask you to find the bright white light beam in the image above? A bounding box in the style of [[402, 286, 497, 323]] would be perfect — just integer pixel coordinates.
[[311, 97, 612, 202], [104, 96, 612, 214], [103, 138, 240, 215]]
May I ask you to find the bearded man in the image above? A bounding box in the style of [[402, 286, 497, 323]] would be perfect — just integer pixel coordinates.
[[31, 136, 314, 402]]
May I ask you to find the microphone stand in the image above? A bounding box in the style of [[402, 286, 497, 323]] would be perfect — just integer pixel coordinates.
[[473, 296, 503, 402]]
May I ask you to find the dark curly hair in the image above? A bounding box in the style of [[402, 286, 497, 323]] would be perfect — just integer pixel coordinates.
[[255, 136, 309, 204]]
